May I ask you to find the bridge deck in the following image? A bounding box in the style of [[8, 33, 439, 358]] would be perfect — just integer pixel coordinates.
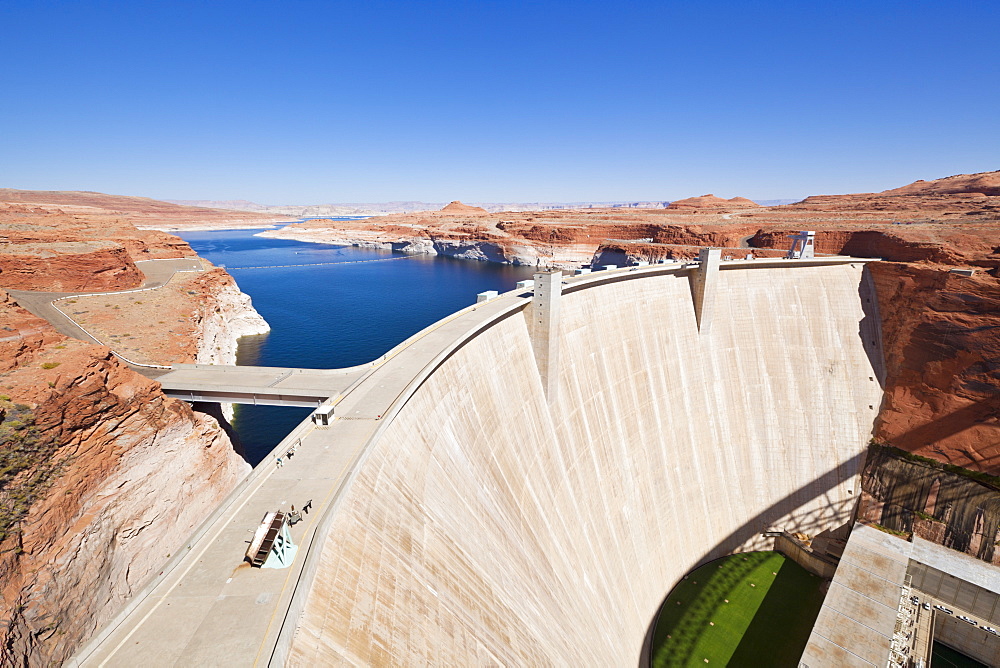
[[156, 365, 369, 407]]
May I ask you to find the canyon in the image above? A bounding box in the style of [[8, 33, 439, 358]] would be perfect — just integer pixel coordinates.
[[0, 170, 998, 663]]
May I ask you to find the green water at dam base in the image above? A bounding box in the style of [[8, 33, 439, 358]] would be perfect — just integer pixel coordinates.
[[652, 552, 824, 667]]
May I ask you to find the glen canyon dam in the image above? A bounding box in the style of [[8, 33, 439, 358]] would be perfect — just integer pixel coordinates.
[[76, 253, 887, 665], [6, 3, 1000, 664]]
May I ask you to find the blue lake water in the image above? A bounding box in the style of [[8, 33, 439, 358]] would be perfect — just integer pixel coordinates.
[[176, 225, 536, 464]]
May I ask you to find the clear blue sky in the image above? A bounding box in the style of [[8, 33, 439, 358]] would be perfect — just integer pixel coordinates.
[[2, 1, 997, 203]]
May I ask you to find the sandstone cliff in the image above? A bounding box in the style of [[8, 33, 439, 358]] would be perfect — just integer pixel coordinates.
[[0, 239, 144, 293], [880, 170, 1000, 197], [0, 193, 268, 665], [869, 264, 999, 470], [190, 271, 271, 366], [0, 200, 190, 292], [858, 444, 1000, 564], [0, 291, 250, 665]]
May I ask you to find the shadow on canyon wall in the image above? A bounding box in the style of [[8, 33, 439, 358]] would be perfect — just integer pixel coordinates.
[[890, 395, 1000, 459], [191, 401, 246, 460], [637, 410, 1000, 667], [859, 265, 887, 389]]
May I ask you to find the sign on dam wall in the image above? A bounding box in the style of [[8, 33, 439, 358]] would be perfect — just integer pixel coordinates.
[[280, 258, 886, 665], [74, 257, 887, 666]]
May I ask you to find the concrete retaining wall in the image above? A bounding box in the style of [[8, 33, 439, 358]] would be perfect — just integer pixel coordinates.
[[286, 263, 884, 665], [936, 618, 1000, 665], [775, 534, 839, 580]]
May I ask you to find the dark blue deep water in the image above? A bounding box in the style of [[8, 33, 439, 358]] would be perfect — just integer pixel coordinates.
[[177, 226, 535, 464]]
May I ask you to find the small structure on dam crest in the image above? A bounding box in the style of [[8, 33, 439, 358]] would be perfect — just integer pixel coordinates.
[[786, 230, 816, 259]]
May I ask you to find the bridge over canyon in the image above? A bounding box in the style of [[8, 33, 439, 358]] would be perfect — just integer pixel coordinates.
[[70, 254, 885, 666]]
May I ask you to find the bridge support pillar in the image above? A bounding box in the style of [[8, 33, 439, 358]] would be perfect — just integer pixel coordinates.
[[530, 271, 562, 404], [690, 248, 721, 334]]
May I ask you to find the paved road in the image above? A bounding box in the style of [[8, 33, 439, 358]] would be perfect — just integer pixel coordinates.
[[7, 257, 205, 349]]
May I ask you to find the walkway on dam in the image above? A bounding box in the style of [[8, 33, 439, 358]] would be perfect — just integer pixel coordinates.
[[71, 255, 876, 667], [71, 269, 541, 667]]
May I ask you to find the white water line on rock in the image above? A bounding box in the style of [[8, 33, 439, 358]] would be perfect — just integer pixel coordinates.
[[224, 255, 416, 271]]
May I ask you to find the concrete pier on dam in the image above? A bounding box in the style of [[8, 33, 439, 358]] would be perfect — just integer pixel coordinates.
[[76, 256, 885, 666]]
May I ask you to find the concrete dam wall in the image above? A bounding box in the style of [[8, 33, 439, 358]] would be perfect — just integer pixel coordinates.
[[285, 261, 885, 665]]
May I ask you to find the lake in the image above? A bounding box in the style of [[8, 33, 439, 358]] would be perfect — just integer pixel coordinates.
[[177, 225, 536, 464]]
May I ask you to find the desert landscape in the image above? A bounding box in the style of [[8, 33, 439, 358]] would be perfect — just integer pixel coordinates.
[[0, 170, 998, 663], [0, 192, 278, 662]]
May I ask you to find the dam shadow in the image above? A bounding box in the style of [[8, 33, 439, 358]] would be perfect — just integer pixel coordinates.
[[890, 395, 1000, 456], [859, 264, 887, 390], [637, 453, 863, 668]]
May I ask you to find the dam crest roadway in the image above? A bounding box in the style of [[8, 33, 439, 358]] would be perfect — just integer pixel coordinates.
[[72, 254, 886, 667]]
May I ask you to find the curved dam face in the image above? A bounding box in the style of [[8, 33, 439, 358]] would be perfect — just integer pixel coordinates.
[[287, 261, 884, 665]]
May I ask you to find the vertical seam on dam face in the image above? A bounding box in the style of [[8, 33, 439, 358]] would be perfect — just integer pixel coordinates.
[[285, 261, 886, 666]]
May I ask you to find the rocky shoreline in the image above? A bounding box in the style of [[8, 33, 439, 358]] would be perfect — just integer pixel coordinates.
[[256, 227, 597, 268], [254, 177, 1000, 477]]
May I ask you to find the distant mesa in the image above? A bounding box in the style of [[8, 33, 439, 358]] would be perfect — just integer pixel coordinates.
[[441, 201, 487, 213], [666, 194, 760, 210], [879, 170, 1000, 197]]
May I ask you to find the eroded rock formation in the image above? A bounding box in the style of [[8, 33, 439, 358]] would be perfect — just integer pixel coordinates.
[[0, 192, 268, 665], [0, 292, 250, 665], [665, 193, 760, 209], [880, 170, 1000, 197], [440, 200, 487, 213]]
